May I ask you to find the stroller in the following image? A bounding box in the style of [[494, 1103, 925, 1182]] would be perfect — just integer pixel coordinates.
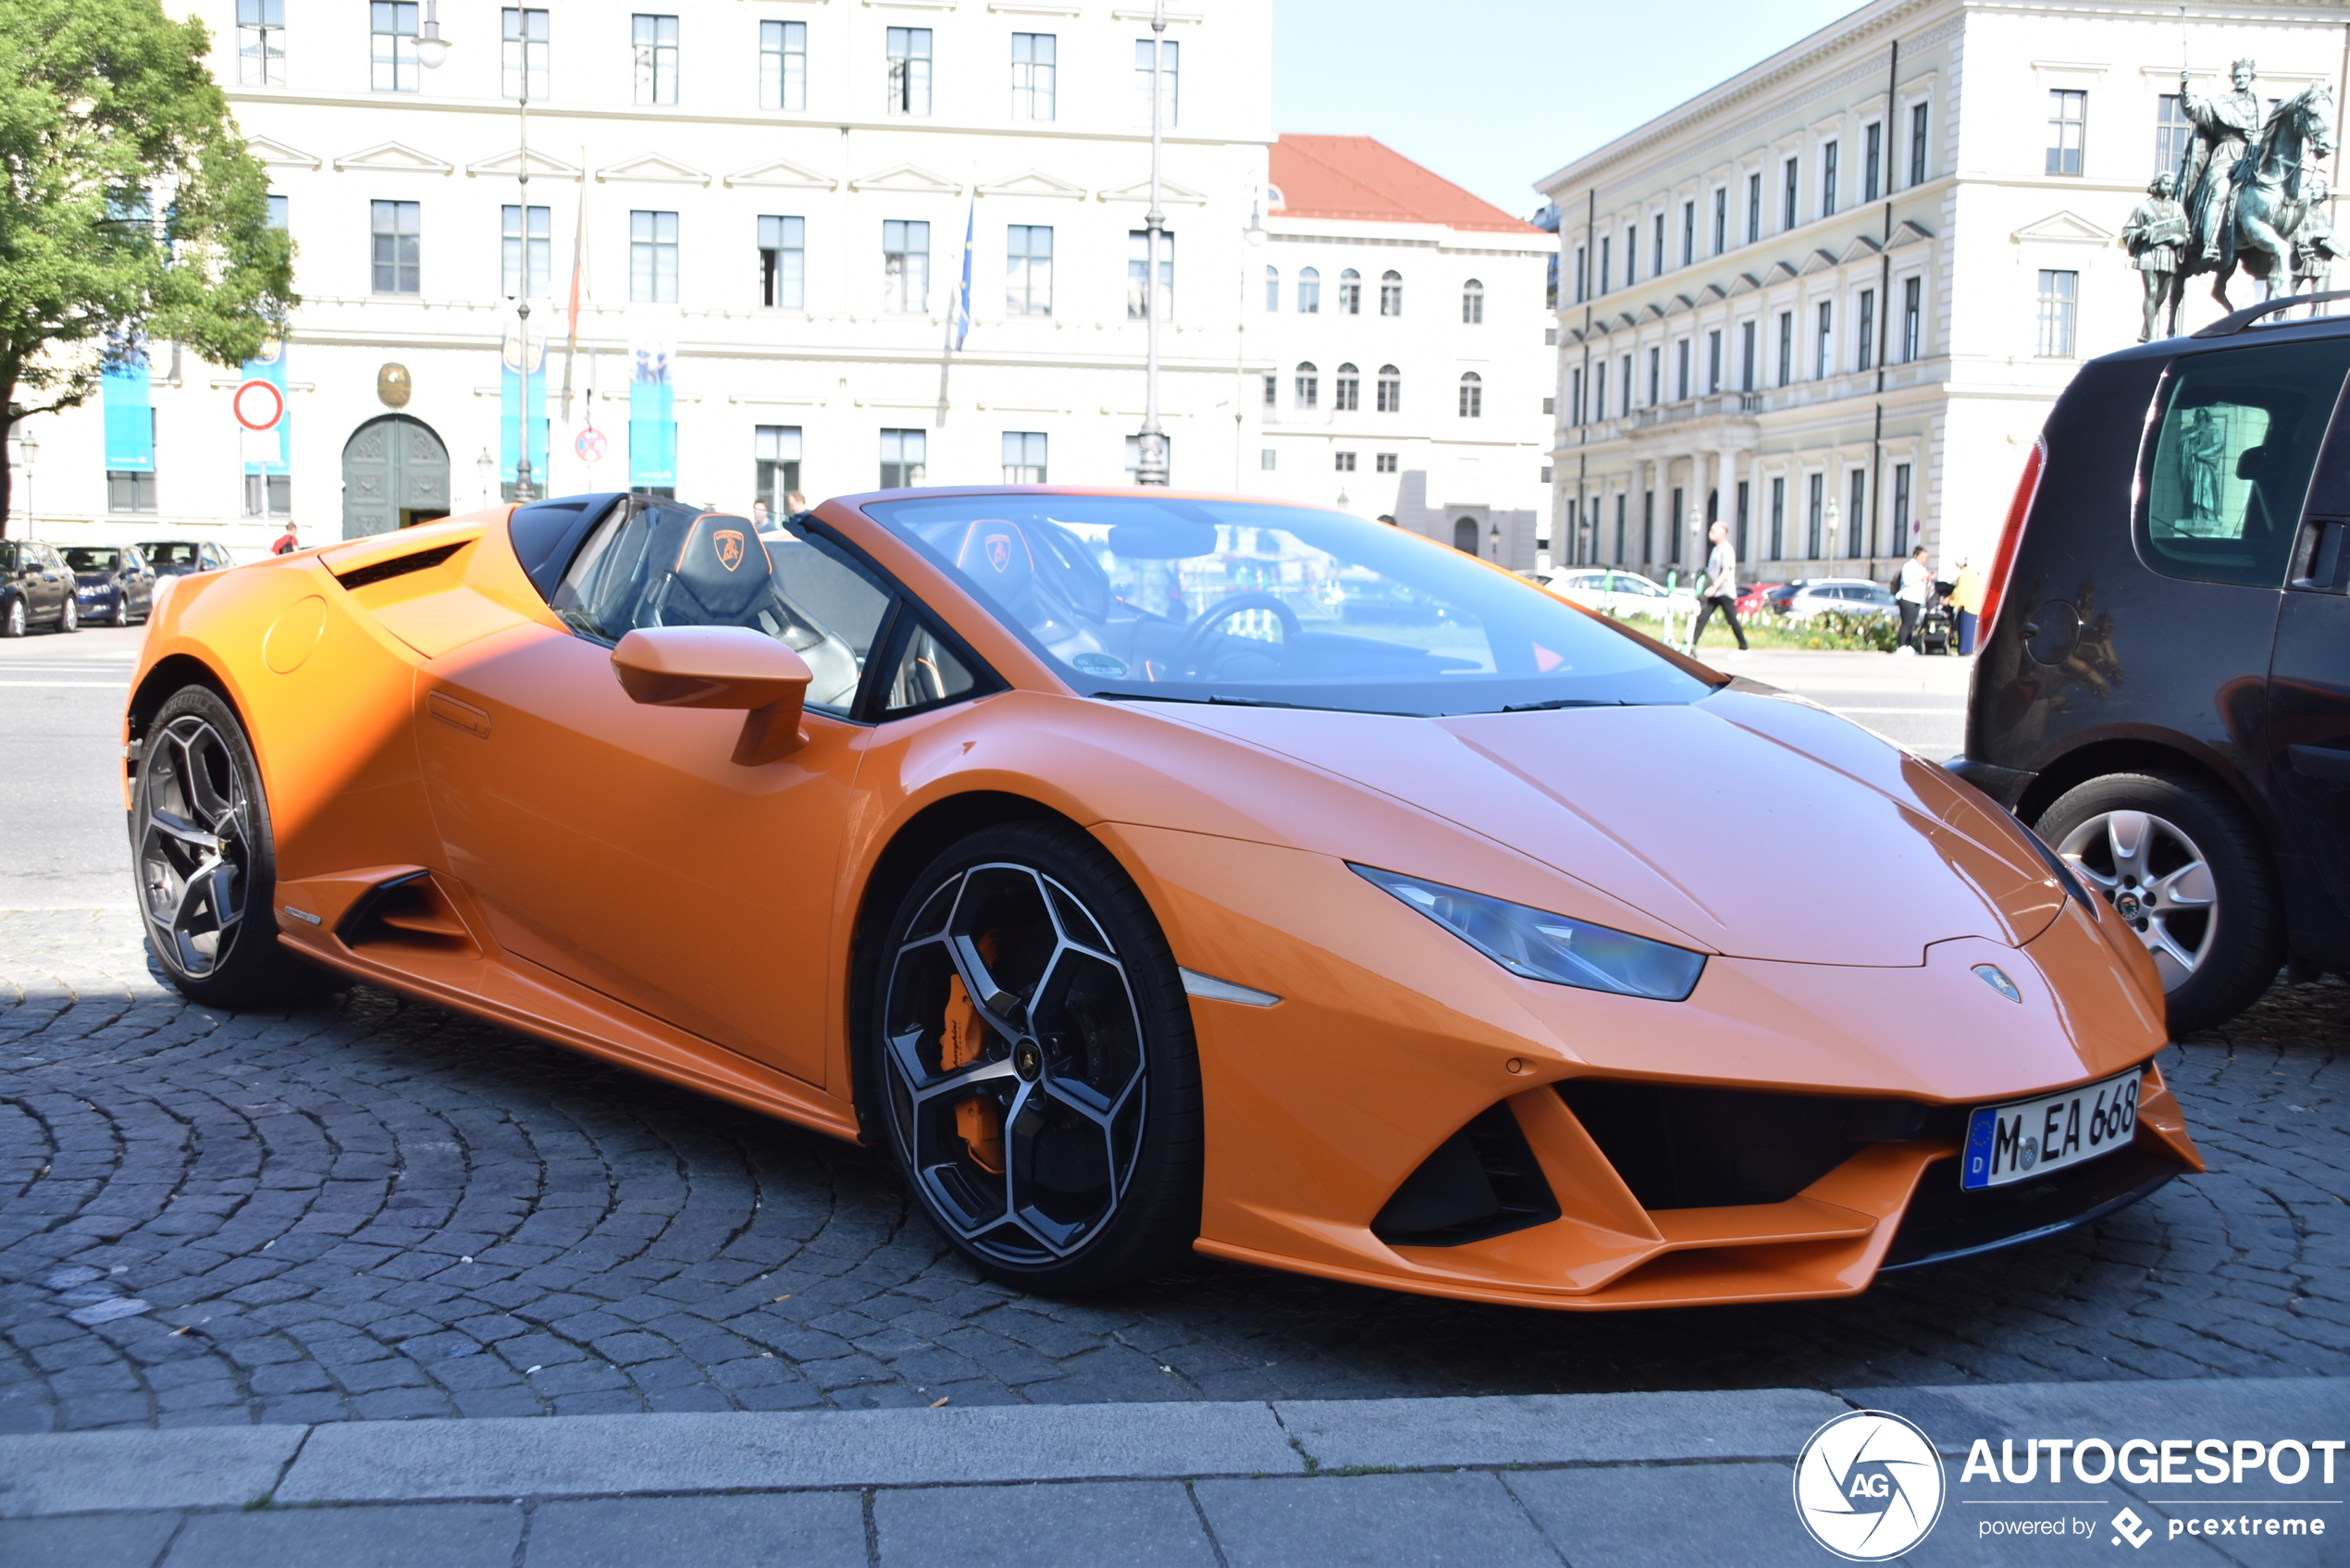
[[1916, 578, 1957, 655]]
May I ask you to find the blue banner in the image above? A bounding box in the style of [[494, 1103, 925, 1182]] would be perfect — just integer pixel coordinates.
[[241, 342, 290, 475], [628, 347, 674, 488], [102, 347, 154, 472]]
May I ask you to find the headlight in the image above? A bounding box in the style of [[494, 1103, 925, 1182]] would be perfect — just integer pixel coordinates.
[[1351, 864, 1706, 1002]]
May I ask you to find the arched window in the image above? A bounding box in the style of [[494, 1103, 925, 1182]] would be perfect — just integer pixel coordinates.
[[1264, 265, 1279, 313], [1338, 267, 1361, 315], [1294, 361, 1318, 410], [1333, 363, 1359, 411], [1376, 364, 1401, 413], [1457, 371, 1482, 418], [1461, 278, 1484, 325], [1379, 269, 1403, 316], [1453, 518, 1479, 554], [1297, 265, 1320, 314]]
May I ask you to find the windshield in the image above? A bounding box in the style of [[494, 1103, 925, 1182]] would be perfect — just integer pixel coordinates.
[[142, 543, 202, 572], [62, 548, 122, 572], [861, 494, 1714, 716]]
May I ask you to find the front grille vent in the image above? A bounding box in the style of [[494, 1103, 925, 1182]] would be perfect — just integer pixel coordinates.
[[1372, 1102, 1560, 1248], [332, 542, 464, 591]]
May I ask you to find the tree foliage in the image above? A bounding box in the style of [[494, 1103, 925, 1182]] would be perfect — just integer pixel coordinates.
[[0, 0, 295, 533]]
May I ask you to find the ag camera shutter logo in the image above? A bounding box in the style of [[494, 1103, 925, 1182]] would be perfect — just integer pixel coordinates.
[[1793, 1410, 1947, 1560]]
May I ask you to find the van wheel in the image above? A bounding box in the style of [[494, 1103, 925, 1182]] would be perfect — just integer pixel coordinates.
[[2035, 771, 2282, 1034]]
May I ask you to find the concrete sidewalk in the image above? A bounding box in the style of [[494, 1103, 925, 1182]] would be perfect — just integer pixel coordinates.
[[3, 1377, 2344, 1566]]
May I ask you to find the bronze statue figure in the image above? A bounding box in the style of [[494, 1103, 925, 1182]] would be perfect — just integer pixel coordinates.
[[2122, 172, 2189, 340]]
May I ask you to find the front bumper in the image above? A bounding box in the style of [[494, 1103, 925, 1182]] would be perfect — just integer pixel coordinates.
[[1943, 754, 2037, 811]]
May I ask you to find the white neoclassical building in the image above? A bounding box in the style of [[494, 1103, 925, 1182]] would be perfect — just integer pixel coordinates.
[[13, 0, 1277, 552], [1253, 136, 1552, 567], [1539, 0, 2347, 586]]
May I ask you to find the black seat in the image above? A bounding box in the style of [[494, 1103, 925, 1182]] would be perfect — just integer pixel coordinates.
[[662, 513, 774, 625]]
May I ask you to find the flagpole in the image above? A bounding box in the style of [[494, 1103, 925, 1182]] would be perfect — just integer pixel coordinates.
[[1134, 0, 1169, 485], [561, 143, 587, 425], [934, 188, 973, 431]]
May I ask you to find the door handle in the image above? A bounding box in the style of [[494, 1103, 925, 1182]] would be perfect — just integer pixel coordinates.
[[427, 691, 491, 739], [2287, 744, 2350, 784]]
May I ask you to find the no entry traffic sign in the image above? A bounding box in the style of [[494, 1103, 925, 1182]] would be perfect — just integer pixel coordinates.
[[231, 378, 286, 432], [575, 426, 607, 463]]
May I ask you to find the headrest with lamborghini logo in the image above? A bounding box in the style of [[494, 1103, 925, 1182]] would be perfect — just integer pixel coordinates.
[[669, 512, 773, 620], [951, 518, 1036, 603]]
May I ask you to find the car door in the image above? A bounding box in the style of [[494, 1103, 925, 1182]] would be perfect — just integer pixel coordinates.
[[30, 546, 66, 621], [415, 502, 894, 1088], [2263, 377, 2350, 944]]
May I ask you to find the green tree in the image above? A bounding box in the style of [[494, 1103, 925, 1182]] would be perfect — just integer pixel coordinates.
[[0, 0, 294, 537]]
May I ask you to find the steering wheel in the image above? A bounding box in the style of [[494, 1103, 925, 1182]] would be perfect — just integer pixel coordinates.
[[1176, 592, 1302, 674]]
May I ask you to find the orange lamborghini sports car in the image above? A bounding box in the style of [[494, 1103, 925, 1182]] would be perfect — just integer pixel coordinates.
[[122, 488, 2203, 1309]]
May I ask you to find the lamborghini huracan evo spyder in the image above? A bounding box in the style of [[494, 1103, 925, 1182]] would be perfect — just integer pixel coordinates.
[[120, 488, 2204, 1309]]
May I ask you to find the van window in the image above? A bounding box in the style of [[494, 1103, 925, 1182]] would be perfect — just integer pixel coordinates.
[[2139, 340, 2350, 588]]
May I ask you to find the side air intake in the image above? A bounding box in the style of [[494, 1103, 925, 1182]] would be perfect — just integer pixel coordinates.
[[330, 542, 464, 591], [337, 871, 477, 956], [1372, 1102, 1560, 1248]]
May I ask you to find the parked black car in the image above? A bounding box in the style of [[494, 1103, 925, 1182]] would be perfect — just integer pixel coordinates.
[[61, 544, 157, 626], [138, 539, 235, 576], [1949, 292, 2350, 1033], [0, 539, 82, 636]]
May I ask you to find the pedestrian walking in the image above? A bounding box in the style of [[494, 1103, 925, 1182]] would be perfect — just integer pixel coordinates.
[[1894, 545, 1932, 654], [1688, 521, 1748, 653], [269, 524, 300, 556], [1946, 554, 1984, 654]]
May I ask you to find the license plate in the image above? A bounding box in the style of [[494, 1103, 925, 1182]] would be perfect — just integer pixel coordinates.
[[1960, 1068, 2142, 1191]]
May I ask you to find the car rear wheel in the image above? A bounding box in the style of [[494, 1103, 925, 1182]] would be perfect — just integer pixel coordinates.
[[870, 821, 1202, 1293], [132, 685, 328, 1008], [2036, 771, 2282, 1034]]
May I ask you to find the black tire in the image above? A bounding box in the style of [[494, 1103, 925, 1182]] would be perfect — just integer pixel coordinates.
[[131, 685, 330, 1008], [2035, 770, 2282, 1034], [1, 596, 23, 638], [868, 820, 1203, 1294], [56, 594, 78, 634]]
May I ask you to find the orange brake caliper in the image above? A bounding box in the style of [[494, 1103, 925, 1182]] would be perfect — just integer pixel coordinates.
[[942, 957, 1007, 1175]]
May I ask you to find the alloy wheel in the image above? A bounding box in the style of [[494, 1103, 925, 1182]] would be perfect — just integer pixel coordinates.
[[3, 599, 22, 637], [2055, 809, 2217, 988], [135, 715, 255, 979], [880, 861, 1148, 1266]]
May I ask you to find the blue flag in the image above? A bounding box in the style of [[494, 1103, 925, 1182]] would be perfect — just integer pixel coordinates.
[[952, 196, 974, 352]]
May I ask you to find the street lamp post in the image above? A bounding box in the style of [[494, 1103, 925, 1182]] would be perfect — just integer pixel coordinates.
[[13, 429, 37, 541], [1132, 0, 1169, 486]]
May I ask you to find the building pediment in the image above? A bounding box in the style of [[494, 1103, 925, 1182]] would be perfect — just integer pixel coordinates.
[[334, 141, 452, 176], [1799, 247, 1842, 275], [1837, 236, 1882, 265], [979, 167, 1088, 201], [1639, 302, 1665, 322], [2012, 210, 2112, 245], [1700, 282, 1726, 302], [467, 148, 583, 181], [598, 153, 711, 186], [1726, 271, 1762, 296], [850, 162, 963, 195], [725, 156, 837, 191], [1888, 218, 1935, 249], [247, 135, 319, 170], [1099, 176, 1209, 205], [1612, 311, 1639, 330], [1764, 260, 1800, 283]]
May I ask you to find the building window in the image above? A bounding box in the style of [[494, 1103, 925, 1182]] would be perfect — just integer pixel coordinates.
[[1123, 435, 1172, 479], [2036, 269, 2077, 356], [885, 27, 931, 116], [242, 474, 291, 517], [880, 429, 926, 488], [1646, 345, 1660, 406], [1769, 475, 1785, 560], [1011, 31, 1055, 121], [1133, 39, 1177, 128], [1335, 451, 1356, 472], [2047, 90, 2086, 177], [502, 8, 548, 101], [1262, 373, 1277, 409], [1613, 491, 1626, 562], [1820, 141, 1839, 217], [1457, 371, 1482, 418], [1902, 276, 1922, 362], [1339, 267, 1361, 315], [1782, 157, 1798, 230], [1706, 329, 1721, 393], [501, 204, 550, 298], [1572, 248, 1586, 304], [1333, 364, 1359, 411], [1909, 102, 1929, 186], [1376, 452, 1397, 473], [1807, 471, 1824, 559], [2155, 94, 2193, 179], [761, 19, 806, 111], [760, 215, 804, 309], [755, 425, 801, 512], [1260, 449, 1277, 471], [370, 1, 418, 92], [266, 194, 289, 229], [1856, 288, 1875, 372], [1641, 490, 1654, 562], [1297, 265, 1320, 314], [1592, 362, 1607, 422], [1376, 364, 1400, 413], [1263, 265, 1280, 312], [238, 0, 285, 85], [630, 210, 678, 302], [1746, 171, 1762, 244], [1379, 270, 1403, 315], [1675, 338, 1689, 401], [1294, 362, 1318, 410], [1775, 310, 1793, 388], [370, 200, 419, 294], [1863, 121, 1882, 203], [1598, 237, 1611, 295], [1681, 202, 1695, 267], [1001, 431, 1046, 484], [883, 219, 931, 314], [1455, 278, 1485, 325], [1558, 382, 1570, 424], [1712, 189, 1726, 255], [1618, 354, 1631, 417], [1734, 479, 1750, 560], [1739, 320, 1756, 392], [1814, 301, 1832, 379], [1127, 230, 1172, 319], [1893, 462, 1911, 542], [1651, 215, 1664, 278], [1002, 224, 1052, 317], [109, 471, 159, 512], [1848, 469, 1867, 558], [1669, 487, 1684, 564], [632, 14, 678, 105]]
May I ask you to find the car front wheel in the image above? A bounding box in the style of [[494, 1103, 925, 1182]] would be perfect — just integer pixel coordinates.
[[56, 595, 78, 633], [2036, 770, 2282, 1034], [2, 597, 23, 638], [870, 821, 1202, 1294]]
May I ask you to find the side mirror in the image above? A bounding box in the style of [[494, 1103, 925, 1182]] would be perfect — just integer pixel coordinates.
[[611, 625, 813, 765]]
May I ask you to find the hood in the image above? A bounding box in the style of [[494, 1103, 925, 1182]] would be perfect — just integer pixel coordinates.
[[1155, 687, 2064, 968]]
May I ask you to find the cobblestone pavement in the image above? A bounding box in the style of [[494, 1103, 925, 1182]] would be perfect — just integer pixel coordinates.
[[2, 907, 2344, 1434]]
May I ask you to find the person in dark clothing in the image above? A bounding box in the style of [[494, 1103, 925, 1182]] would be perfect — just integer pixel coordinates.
[[1688, 521, 1748, 652]]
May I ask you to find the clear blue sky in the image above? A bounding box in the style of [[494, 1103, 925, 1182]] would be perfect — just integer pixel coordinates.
[[1272, 0, 1868, 217]]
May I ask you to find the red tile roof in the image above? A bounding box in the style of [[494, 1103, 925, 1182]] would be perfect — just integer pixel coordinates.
[[1269, 136, 1542, 234]]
